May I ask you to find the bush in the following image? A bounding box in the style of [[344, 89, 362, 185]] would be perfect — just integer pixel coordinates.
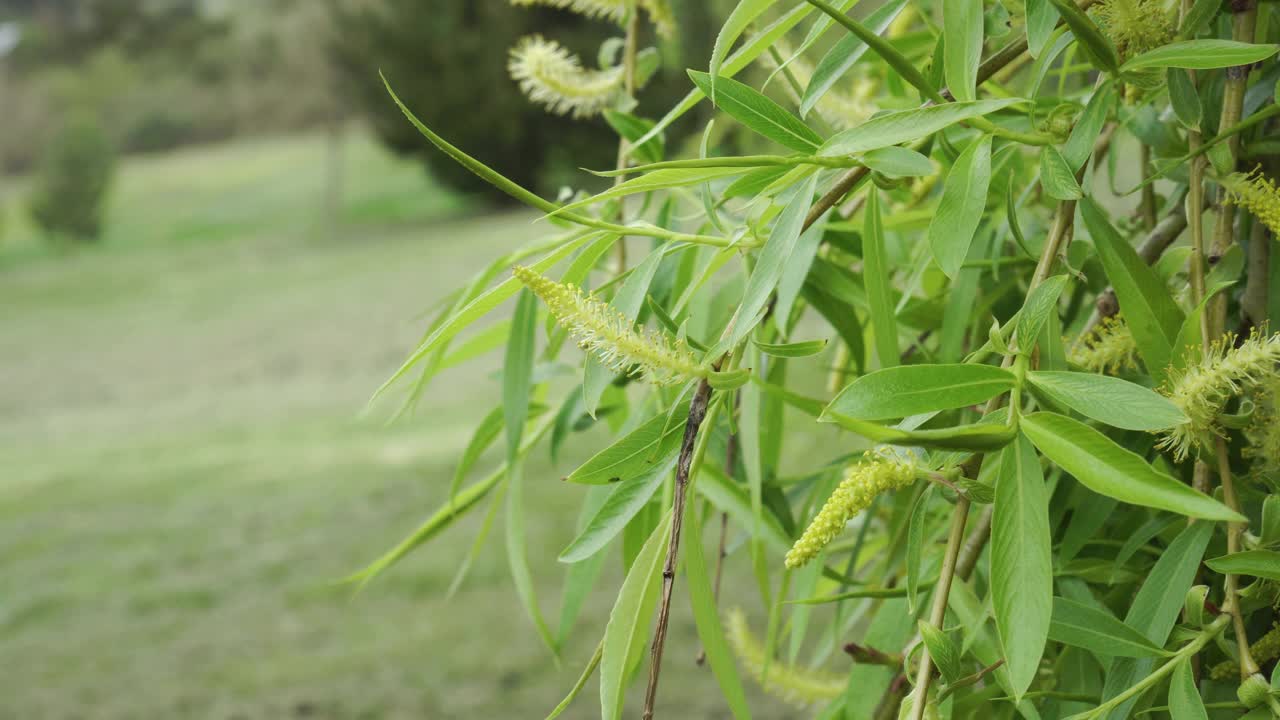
[[358, 0, 1280, 717], [29, 114, 116, 243]]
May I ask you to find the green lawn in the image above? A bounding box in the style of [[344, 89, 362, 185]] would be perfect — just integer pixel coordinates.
[[0, 133, 797, 719]]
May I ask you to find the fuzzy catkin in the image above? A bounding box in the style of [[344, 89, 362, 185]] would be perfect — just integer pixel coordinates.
[[512, 266, 706, 385], [1071, 314, 1140, 375], [725, 608, 845, 706], [1245, 380, 1280, 479], [1223, 169, 1280, 238], [785, 454, 917, 569], [507, 36, 625, 118], [1094, 0, 1174, 58], [1160, 330, 1280, 461]]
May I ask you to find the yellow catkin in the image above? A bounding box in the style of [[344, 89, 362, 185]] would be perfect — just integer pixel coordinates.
[[1094, 0, 1174, 58], [510, 0, 675, 37], [786, 453, 917, 569], [1160, 330, 1280, 461], [1211, 624, 1280, 680], [725, 608, 846, 706], [1071, 314, 1140, 375], [512, 266, 707, 385], [1223, 169, 1280, 238], [507, 36, 625, 118]]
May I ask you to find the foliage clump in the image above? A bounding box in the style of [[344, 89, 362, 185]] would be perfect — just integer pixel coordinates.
[[29, 113, 116, 243]]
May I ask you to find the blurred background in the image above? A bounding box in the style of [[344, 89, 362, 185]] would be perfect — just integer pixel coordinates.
[[0, 1, 807, 718]]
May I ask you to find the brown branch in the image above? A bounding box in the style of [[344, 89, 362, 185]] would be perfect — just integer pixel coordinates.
[[641, 377, 716, 720]]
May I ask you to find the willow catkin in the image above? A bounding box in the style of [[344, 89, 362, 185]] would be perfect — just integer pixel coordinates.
[[725, 608, 845, 706], [513, 266, 707, 385], [1159, 330, 1280, 460], [785, 453, 917, 569], [1071, 314, 1140, 375], [507, 36, 625, 118], [1223, 168, 1280, 237]]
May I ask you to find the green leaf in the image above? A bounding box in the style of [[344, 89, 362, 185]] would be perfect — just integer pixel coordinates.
[[688, 71, 823, 152], [1167, 69, 1202, 129], [1048, 597, 1169, 658], [1063, 83, 1115, 170], [805, 0, 943, 101], [568, 402, 691, 484], [827, 363, 1016, 420], [1026, 371, 1188, 431], [505, 290, 537, 461], [801, 0, 909, 117], [1026, 0, 1059, 57], [929, 134, 993, 279], [557, 487, 610, 645], [861, 146, 935, 178], [992, 434, 1054, 700], [920, 621, 964, 684], [1099, 521, 1213, 716], [819, 99, 1020, 156], [1179, 0, 1220, 39], [1016, 275, 1069, 353], [558, 456, 675, 563], [600, 512, 672, 720], [1045, 0, 1120, 73], [710, 0, 779, 102], [1168, 658, 1209, 720], [451, 405, 508, 508], [1121, 40, 1280, 72], [686, 506, 754, 720], [726, 174, 819, 350], [821, 409, 1020, 450], [774, 218, 829, 332], [944, 0, 984, 101], [603, 110, 665, 165], [697, 464, 792, 555], [1039, 145, 1082, 200], [1205, 550, 1280, 581], [1021, 412, 1243, 521], [753, 338, 829, 357], [1080, 198, 1184, 378], [906, 485, 933, 615], [863, 190, 900, 369]]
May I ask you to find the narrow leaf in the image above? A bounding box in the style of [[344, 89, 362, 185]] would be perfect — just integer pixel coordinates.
[[930, 134, 993, 278], [1121, 40, 1280, 72], [689, 71, 823, 152], [828, 363, 1016, 420], [864, 189, 900, 369], [801, 0, 909, 116], [1048, 597, 1169, 658], [1040, 145, 1083, 200], [568, 402, 691, 484], [1026, 371, 1188, 431], [992, 433, 1054, 700], [944, 0, 984, 101], [1168, 658, 1209, 720], [1021, 412, 1243, 521], [1205, 550, 1280, 581], [558, 455, 676, 563], [820, 99, 1020, 156]]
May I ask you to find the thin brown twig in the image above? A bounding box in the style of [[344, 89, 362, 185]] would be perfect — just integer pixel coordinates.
[[641, 377, 716, 720]]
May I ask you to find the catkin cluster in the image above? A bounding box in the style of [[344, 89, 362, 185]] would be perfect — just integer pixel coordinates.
[[786, 453, 917, 569], [1160, 330, 1280, 460], [1094, 0, 1174, 58], [725, 608, 845, 706], [513, 266, 707, 385], [1223, 169, 1280, 238], [1071, 314, 1140, 375], [508, 36, 626, 118], [1244, 380, 1280, 480]]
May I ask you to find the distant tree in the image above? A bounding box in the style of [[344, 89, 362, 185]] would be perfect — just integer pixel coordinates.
[[330, 0, 726, 201], [28, 113, 116, 243]]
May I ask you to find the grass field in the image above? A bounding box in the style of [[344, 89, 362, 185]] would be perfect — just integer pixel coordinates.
[[0, 133, 799, 719]]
